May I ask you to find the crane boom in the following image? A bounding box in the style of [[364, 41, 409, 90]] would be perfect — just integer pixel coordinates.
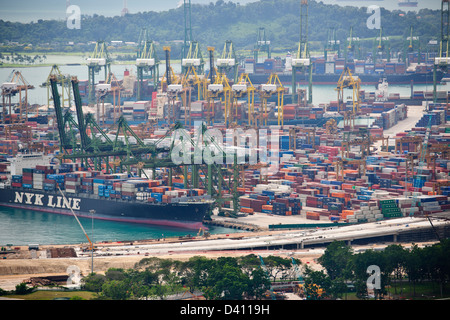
[[57, 186, 94, 250]]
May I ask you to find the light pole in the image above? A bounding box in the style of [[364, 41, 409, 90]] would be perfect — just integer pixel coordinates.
[[89, 209, 95, 274]]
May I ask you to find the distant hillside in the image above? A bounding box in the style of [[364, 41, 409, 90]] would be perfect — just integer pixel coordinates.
[[0, 0, 441, 58]]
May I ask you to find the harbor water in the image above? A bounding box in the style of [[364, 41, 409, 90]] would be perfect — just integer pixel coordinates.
[[0, 55, 445, 106], [0, 206, 241, 246]]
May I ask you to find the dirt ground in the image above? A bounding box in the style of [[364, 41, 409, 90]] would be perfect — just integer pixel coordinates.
[[0, 230, 323, 291]]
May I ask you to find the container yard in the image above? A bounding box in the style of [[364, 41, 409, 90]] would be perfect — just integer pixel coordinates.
[[1, 0, 450, 305]]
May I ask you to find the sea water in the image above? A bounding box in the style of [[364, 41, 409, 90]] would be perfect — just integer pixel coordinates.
[[0, 207, 240, 246]]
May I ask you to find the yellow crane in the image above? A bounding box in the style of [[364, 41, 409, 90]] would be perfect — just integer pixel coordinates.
[[336, 67, 361, 115], [206, 72, 232, 127], [1, 71, 34, 124], [231, 73, 256, 127], [259, 74, 284, 126]]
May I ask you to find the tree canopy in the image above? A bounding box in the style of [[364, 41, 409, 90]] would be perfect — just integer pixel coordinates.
[[0, 0, 441, 58]]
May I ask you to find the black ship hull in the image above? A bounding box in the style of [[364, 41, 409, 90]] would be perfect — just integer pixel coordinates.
[[0, 188, 212, 230]]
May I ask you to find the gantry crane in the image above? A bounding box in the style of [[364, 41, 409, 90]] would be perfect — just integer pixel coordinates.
[[230, 73, 256, 127], [182, 41, 206, 101], [344, 26, 361, 63], [161, 46, 182, 124], [373, 27, 390, 64], [207, 72, 232, 127], [260, 74, 284, 126], [404, 26, 420, 65], [291, 0, 312, 105], [324, 27, 340, 62], [136, 37, 159, 101], [106, 72, 123, 124], [434, 0, 450, 103], [179, 63, 205, 127], [182, 41, 205, 81], [182, 0, 194, 67], [254, 27, 271, 63], [203, 47, 218, 125], [44, 65, 72, 111], [289, 126, 316, 150], [87, 41, 112, 105], [161, 46, 179, 90], [217, 40, 238, 84], [325, 119, 338, 136], [52, 75, 172, 175], [1, 71, 34, 124], [334, 158, 366, 182], [336, 67, 361, 115], [341, 127, 371, 159], [394, 135, 423, 155]]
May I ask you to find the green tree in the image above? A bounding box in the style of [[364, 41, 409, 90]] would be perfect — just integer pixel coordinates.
[[303, 266, 331, 300], [351, 249, 388, 300], [383, 244, 408, 295], [318, 240, 353, 281], [247, 267, 271, 300], [81, 273, 106, 293], [14, 282, 34, 295], [203, 258, 250, 300], [101, 280, 131, 300]]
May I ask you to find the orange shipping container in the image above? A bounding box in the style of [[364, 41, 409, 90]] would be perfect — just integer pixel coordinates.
[[241, 207, 254, 214], [342, 184, 354, 190], [331, 193, 345, 198]]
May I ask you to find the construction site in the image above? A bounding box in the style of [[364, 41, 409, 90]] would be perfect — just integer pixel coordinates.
[[0, 0, 450, 300]]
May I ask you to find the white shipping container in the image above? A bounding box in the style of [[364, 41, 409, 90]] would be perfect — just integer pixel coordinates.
[[325, 62, 335, 74]]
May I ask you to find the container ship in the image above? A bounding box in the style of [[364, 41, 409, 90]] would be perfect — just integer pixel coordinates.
[[398, 0, 418, 8], [245, 53, 445, 85], [0, 161, 214, 230]]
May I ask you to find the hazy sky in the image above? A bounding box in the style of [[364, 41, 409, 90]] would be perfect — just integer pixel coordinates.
[[0, 0, 442, 23]]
